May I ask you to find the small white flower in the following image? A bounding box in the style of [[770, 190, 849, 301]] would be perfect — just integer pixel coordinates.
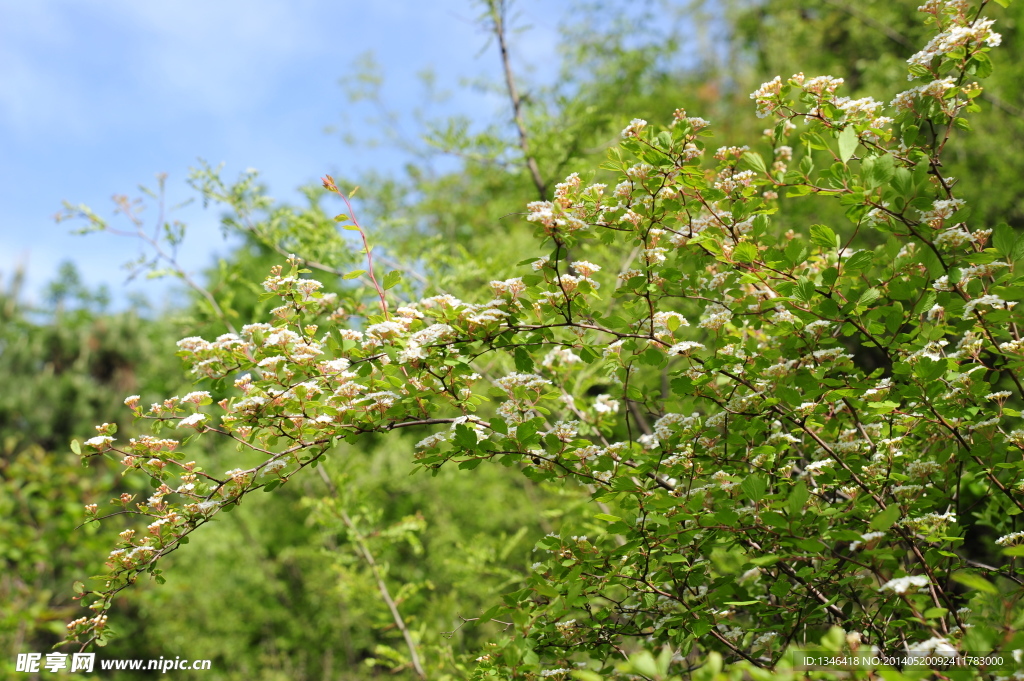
[[849, 531, 885, 551], [262, 459, 288, 476], [621, 118, 648, 138], [996, 531, 1024, 547], [907, 636, 957, 658], [804, 458, 835, 474], [667, 341, 705, 355], [593, 394, 620, 414], [176, 413, 207, 428], [880, 575, 929, 594]]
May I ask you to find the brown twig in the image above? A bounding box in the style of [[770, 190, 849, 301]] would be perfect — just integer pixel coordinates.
[[316, 466, 427, 679], [486, 0, 547, 200], [322, 177, 390, 320]]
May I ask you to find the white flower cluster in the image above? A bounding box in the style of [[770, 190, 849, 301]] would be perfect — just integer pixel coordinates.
[[907, 15, 1000, 70], [880, 574, 930, 594], [920, 197, 965, 223], [750, 76, 783, 119], [667, 341, 705, 356], [996, 531, 1024, 547], [891, 77, 957, 112], [698, 303, 733, 331], [496, 372, 551, 394], [546, 421, 579, 443], [963, 294, 1010, 319], [900, 510, 956, 531], [593, 394, 619, 415], [176, 413, 207, 429], [804, 458, 835, 474], [850, 531, 885, 551], [932, 224, 972, 249], [542, 347, 581, 367], [907, 636, 958, 658], [621, 118, 647, 138]]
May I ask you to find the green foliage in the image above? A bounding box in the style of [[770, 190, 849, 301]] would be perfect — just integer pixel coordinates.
[[732, 0, 1024, 230], [55, 1, 1024, 679], [0, 270, 183, 675], [9, 0, 1024, 679], [0, 268, 176, 451]]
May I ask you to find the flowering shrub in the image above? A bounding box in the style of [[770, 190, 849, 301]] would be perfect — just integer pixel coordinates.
[[68, 0, 1024, 676]]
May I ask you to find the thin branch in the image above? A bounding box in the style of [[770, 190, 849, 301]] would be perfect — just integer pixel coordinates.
[[316, 466, 427, 679], [487, 0, 547, 200]]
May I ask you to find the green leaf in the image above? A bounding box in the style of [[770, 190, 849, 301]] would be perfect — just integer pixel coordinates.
[[332, 213, 349, 222], [857, 287, 880, 308], [843, 250, 874, 272], [869, 504, 901, 531], [901, 124, 919, 147], [891, 167, 913, 196], [951, 571, 998, 594], [70, 439, 81, 455], [914, 357, 946, 382], [869, 153, 895, 186], [572, 672, 604, 681], [733, 242, 758, 263], [343, 269, 366, 280], [869, 400, 900, 414], [785, 239, 807, 266], [838, 126, 858, 164], [788, 481, 809, 516], [741, 151, 767, 174], [715, 509, 739, 526], [478, 604, 502, 625], [810, 224, 838, 250], [796, 279, 816, 303], [382, 270, 402, 290], [1014, 238, 1024, 262], [514, 347, 534, 372], [594, 513, 622, 523], [741, 475, 767, 502], [993, 223, 1017, 257]]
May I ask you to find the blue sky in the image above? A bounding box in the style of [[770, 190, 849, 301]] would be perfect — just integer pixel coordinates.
[[0, 0, 565, 307]]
